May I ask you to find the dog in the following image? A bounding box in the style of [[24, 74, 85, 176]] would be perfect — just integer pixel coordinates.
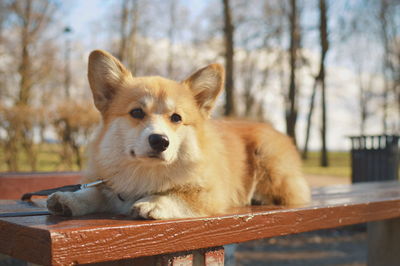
[[47, 50, 310, 219]]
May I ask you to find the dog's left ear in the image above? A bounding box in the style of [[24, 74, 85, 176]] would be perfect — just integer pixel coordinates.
[[88, 50, 132, 113], [183, 64, 224, 115]]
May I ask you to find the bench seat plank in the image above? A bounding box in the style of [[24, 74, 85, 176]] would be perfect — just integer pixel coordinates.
[[0, 181, 399, 265]]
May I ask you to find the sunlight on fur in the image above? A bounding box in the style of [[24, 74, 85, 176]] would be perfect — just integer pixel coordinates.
[[47, 49, 311, 220]]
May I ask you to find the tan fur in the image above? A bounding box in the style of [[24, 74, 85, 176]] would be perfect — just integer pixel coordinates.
[[47, 50, 310, 219]]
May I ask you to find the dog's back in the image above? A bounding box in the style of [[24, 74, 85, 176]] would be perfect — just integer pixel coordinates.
[[188, 119, 310, 215]]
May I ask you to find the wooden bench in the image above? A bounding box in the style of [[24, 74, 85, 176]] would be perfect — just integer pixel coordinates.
[[0, 173, 399, 265]]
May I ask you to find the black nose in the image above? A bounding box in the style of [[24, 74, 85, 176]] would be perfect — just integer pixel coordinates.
[[148, 134, 169, 152]]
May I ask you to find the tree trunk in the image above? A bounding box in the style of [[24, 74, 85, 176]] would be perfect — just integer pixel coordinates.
[[118, 0, 139, 75], [5, 124, 19, 172], [379, 1, 390, 134], [320, 70, 328, 167], [319, 0, 329, 167], [222, 0, 236, 116], [127, 0, 139, 76], [117, 0, 129, 62], [242, 52, 256, 117], [286, 0, 300, 145], [15, 1, 35, 170], [357, 68, 373, 136], [167, 0, 176, 77], [64, 34, 71, 99], [359, 84, 366, 135], [17, 0, 32, 106], [302, 79, 318, 159], [302, 0, 329, 166], [22, 135, 37, 171], [72, 141, 82, 170]]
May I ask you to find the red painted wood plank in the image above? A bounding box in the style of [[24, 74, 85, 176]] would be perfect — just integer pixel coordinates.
[[0, 181, 399, 265], [0, 172, 81, 199]]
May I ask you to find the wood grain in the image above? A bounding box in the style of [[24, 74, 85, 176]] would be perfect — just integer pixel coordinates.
[[0, 181, 399, 265]]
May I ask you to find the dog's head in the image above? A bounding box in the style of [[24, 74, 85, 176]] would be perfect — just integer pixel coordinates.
[[88, 50, 224, 166]]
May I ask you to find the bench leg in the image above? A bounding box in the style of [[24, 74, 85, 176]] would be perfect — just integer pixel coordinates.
[[160, 252, 194, 266], [193, 246, 225, 266], [368, 218, 400, 266], [157, 246, 224, 266], [84, 247, 224, 266]]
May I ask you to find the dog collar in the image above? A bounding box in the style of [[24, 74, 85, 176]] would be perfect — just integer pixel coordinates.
[[80, 180, 105, 189], [85, 180, 125, 201], [90, 179, 126, 202]]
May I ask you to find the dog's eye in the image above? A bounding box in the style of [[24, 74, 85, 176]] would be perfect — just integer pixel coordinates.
[[130, 108, 145, 119], [170, 113, 182, 123]]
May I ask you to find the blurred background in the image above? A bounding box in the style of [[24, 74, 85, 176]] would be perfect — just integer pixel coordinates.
[[0, 1, 399, 265], [0, 0, 399, 180]]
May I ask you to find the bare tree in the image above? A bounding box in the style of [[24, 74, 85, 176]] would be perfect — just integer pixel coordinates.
[[335, 1, 399, 136], [286, 0, 301, 145], [380, 0, 390, 133], [0, 1, 7, 44], [222, 0, 236, 116], [117, 0, 129, 61], [11, 0, 56, 106], [241, 51, 258, 117], [319, 0, 329, 167], [302, 75, 318, 159], [1, 0, 58, 171], [117, 0, 140, 75], [0, 1, 8, 101], [378, 0, 400, 133], [166, 0, 177, 77], [302, 0, 329, 167], [53, 102, 99, 170], [357, 71, 375, 135]]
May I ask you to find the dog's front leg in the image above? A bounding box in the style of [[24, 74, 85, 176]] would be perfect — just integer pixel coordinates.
[[47, 187, 107, 216], [131, 194, 199, 219]]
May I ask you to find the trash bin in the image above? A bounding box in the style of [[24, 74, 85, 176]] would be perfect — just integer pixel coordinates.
[[349, 135, 399, 183]]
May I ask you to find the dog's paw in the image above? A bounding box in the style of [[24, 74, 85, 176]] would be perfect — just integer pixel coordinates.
[[131, 196, 193, 220], [131, 196, 168, 219], [47, 192, 74, 216]]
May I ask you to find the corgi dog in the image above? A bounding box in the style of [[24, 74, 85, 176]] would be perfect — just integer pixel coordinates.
[[47, 50, 310, 219]]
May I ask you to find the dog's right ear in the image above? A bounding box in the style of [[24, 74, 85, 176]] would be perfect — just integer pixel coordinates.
[[88, 50, 132, 113]]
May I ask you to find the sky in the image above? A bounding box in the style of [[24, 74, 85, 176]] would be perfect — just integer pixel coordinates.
[[60, 0, 385, 75], [64, 0, 112, 34], [60, 0, 113, 48], [62, 0, 206, 45]]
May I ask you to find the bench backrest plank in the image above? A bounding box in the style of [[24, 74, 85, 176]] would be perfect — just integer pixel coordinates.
[[0, 181, 400, 265], [0, 172, 81, 199]]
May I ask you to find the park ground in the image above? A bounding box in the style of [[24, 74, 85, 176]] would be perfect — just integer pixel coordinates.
[[234, 226, 367, 266], [0, 143, 352, 179]]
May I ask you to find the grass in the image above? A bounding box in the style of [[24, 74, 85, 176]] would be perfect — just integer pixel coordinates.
[[302, 151, 350, 178], [0, 144, 351, 178], [0, 143, 83, 172]]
